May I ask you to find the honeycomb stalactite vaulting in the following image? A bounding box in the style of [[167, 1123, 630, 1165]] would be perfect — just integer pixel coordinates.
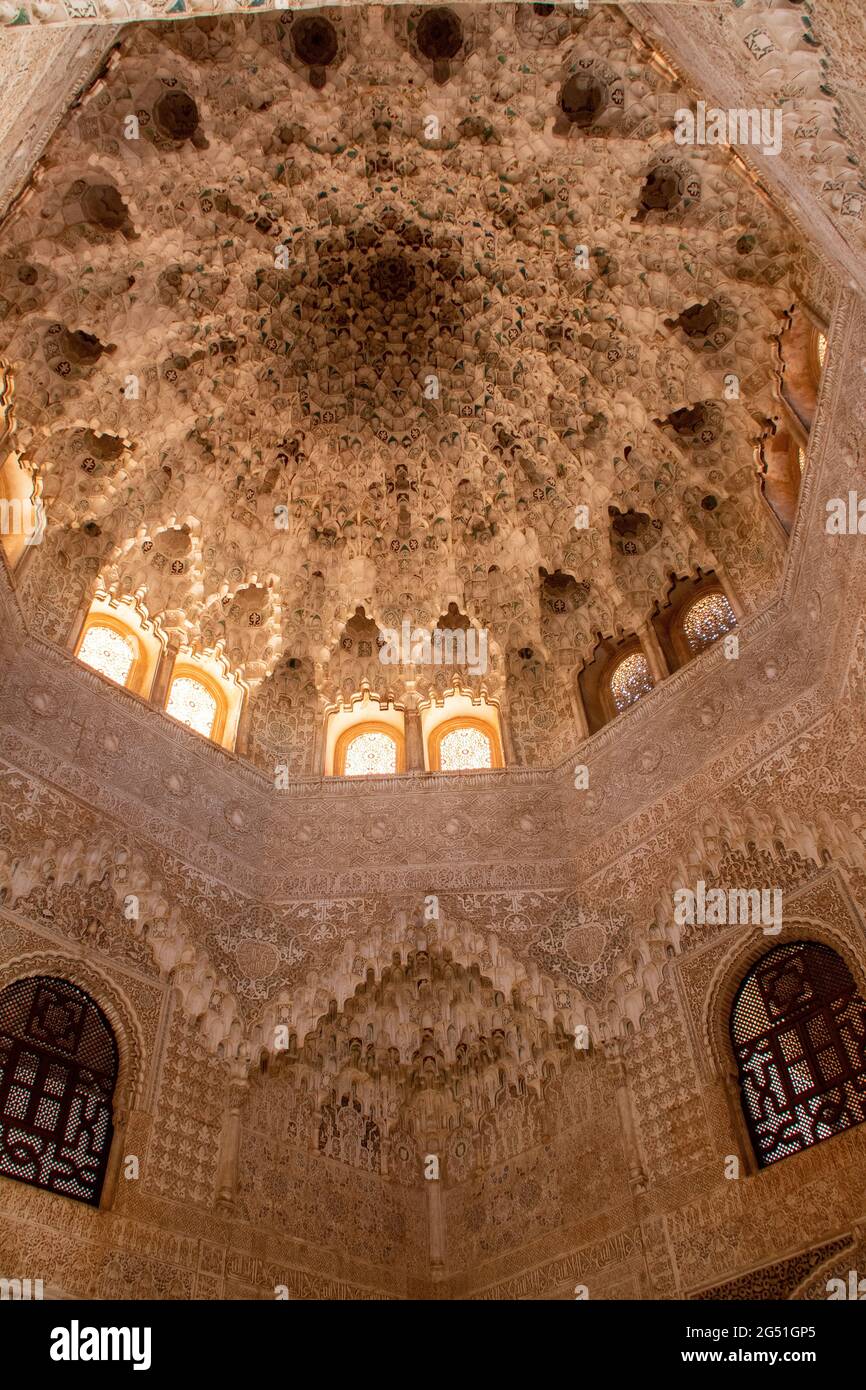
[[0, 6, 807, 769], [1, 1, 866, 1313]]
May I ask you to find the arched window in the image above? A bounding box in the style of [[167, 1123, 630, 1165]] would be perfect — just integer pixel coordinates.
[[77, 623, 137, 687], [74, 596, 163, 698], [731, 941, 866, 1168], [0, 977, 119, 1205], [428, 716, 503, 771], [166, 674, 218, 739], [439, 723, 492, 770], [608, 649, 653, 713], [163, 655, 243, 750], [336, 723, 403, 776], [680, 589, 736, 656]]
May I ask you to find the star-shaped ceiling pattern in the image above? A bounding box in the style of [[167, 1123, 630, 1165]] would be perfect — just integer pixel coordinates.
[[0, 5, 812, 730]]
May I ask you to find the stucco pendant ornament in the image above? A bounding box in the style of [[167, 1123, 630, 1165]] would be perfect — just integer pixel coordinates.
[[576, 784, 606, 817], [762, 654, 787, 683], [225, 804, 248, 833], [638, 744, 662, 775], [694, 695, 725, 731], [25, 688, 55, 717]]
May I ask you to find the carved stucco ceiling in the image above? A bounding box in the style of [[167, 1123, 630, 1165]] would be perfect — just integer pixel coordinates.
[[0, 4, 818, 700], [262, 945, 577, 1145]]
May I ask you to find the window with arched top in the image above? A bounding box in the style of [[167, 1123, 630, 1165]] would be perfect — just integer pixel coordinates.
[[163, 655, 243, 750], [439, 724, 492, 770], [608, 649, 653, 713], [74, 599, 163, 698], [335, 723, 404, 776], [428, 716, 503, 772], [166, 674, 218, 739], [77, 622, 137, 687], [0, 976, 119, 1205], [680, 589, 736, 656], [731, 941, 866, 1168]]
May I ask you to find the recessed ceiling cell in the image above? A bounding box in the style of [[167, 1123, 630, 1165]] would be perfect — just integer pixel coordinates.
[[291, 15, 338, 67], [559, 74, 607, 127], [677, 300, 722, 338], [154, 526, 192, 559], [153, 90, 200, 141], [416, 8, 463, 61], [668, 404, 707, 434], [60, 329, 106, 365], [541, 570, 589, 614], [81, 430, 124, 460], [369, 255, 416, 300], [81, 183, 129, 230], [640, 166, 682, 212]]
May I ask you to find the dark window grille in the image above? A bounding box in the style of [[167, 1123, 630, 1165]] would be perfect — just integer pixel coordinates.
[[0, 976, 118, 1205], [731, 941, 866, 1167]]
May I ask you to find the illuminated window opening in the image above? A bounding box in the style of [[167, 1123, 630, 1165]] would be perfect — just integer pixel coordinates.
[[428, 716, 503, 772], [438, 724, 492, 770], [334, 722, 404, 776], [167, 675, 218, 739], [165, 653, 244, 750], [77, 623, 136, 687], [74, 596, 163, 698], [679, 589, 737, 656], [325, 692, 406, 775], [0, 451, 43, 567], [608, 649, 653, 713], [809, 326, 828, 387]]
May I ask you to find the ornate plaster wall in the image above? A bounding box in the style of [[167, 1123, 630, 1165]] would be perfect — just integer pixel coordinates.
[[0, 3, 865, 1301]]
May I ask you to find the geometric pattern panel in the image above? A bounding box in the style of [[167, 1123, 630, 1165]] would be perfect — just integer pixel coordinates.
[[732, 942, 866, 1168], [0, 976, 118, 1205]]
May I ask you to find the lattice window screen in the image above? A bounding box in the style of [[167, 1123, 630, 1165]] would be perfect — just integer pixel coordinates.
[[0, 976, 118, 1205], [731, 941, 866, 1167]]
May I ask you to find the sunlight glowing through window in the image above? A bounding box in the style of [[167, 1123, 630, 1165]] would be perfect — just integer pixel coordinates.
[[167, 676, 218, 738], [438, 725, 492, 771], [343, 730, 397, 776], [78, 625, 135, 687], [610, 651, 653, 712], [682, 591, 737, 654]]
